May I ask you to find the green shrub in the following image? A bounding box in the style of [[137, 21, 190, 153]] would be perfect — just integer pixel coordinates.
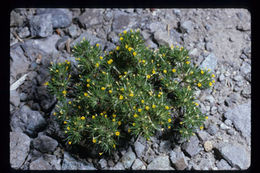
[[46, 29, 215, 154]]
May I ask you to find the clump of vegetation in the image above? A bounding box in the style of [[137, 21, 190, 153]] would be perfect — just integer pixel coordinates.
[[45, 29, 215, 154]]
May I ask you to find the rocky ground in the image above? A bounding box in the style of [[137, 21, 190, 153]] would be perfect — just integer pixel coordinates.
[[10, 8, 251, 170]]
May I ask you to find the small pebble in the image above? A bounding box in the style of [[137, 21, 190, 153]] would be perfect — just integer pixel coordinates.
[[204, 141, 213, 152]]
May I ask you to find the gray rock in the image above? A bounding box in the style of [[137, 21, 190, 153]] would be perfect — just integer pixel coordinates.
[[10, 10, 25, 27], [205, 42, 214, 52], [42, 154, 61, 170], [200, 53, 218, 71], [220, 123, 230, 130], [33, 135, 58, 153], [20, 92, 27, 102], [241, 86, 251, 98], [131, 158, 146, 170], [62, 152, 96, 170], [181, 135, 200, 157], [30, 157, 52, 170], [180, 20, 194, 33], [11, 105, 46, 137], [78, 9, 103, 28], [170, 147, 188, 170], [98, 159, 107, 169], [107, 160, 115, 167], [112, 11, 138, 33], [134, 141, 145, 158], [224, 101, 251, 142], [159, 140, 172, 153], [147, 156, 174, 170], [216, 159, 232, 170], [197, 130, 210, 142], [10, 45, 30, 82], [68, 24, 78, 38], [18, 27, 30, 38], [108, 31, 119, 44], [219, 73, 225, 81], [37, 8, 72, 28], [154, 29, 173, 46], [240, 61, 251, 75], [141, 30, 151, 40], [206, 123, 219, 136], [224, 119, 233, 126], [56, 36, 70, 51], [10, 132, 31, 169], [149, 22, 164, 33], [204, 140, 213, 152], [121, 150, 136, 169], [10, 90, 20, 107], [110, 162, 125, 170], [70, 31, 105, 50], [215, 142, 250, 169], [145, 39, 158, 49], [30, 14, 53, 37]]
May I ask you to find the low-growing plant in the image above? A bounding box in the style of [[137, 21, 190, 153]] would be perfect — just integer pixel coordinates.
[[45, 29, 215, 154]]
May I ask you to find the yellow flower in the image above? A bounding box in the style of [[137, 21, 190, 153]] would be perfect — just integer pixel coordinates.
[[62, 90, 67, 95], [133, 106, 136, 110], [141, 100, 144, 103], [120, 37, 123, 41], [128, 47, 133, 51], [146, 75, 151, 79], [190, 71, 194, 75], [115, 131, 120, 136], [101, 87, 106, 90], [119, 95, 124, 100], [201, 70, 204, 74], [44, 82, 49, 86], [142, 60, 146, 64], [53, 112, 57, 116], [99, 152, 103, 156], [163, 70, 167, 74], [170, 44, 174, 49], [112, 114, 116, 118], [132, 123, 136, 126], [123, 30, 127, 34], [133, 52, 137, 56], [68, 141, 72, 145], [78, 105, 81, 109], [168, 126, 171, 129], [197, 83, 202, 87], [186, 61, 190, 64], [120, 87, 124, 91], [109, 90, 112, 94], [129, 93, 134, 97], [92, 138, 97, 143], [68, 101, 72, 104], [152, 104, 156, 108], [113, 144, 116, 148], [81, 116, 85, 120], [99, 56, 103, 60], [145, 106, 150, 110], [84, 92, 88, 96], [152, 69, 156, 74], [168, 118, 172, 123], [56, 69, 59, 73], [172, 68, 176, 73], [87, 79, 90, 82], [124, 71, 127, 75], [134, 114, 138, 118], [138, 108, 142, 112], [64, 121, 67, 124], [125, 44, 128, 49], [107, 59, 113, 64], [112, 118, 116, 122], [116, 46, 120, 50], [212, 74, 215, 78], [92, 115, 95, 119], [212, 80, 215, 83], [96, 63, 99, 67], [200, 126, 204, 130], [205, 116, 208, 119], [209, 82, 213, 86], [118, 121, 122, 125], [128, 128, 131, 133], [96, 43, 100, 47], [165, 106, 169, 110], [104, 114, 107, 118], [87, 84, 90, 87], [67, 126, 70, 130], [180, 122, 183, 125]]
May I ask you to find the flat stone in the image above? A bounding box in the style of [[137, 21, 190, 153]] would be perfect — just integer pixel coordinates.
[[131, 158, 146, 170], [215, 142, 250, 169], [10, 132, 31, 169], [68, 24, 78, 38], [42, 154, 61, 170], [147, 156, 174, 170], [154, 29, 173, 47], [216, 159, 232, 170], [182, 135, 200, 157], [112, 11, 138, 33], [62, 152, 96, 170], [200, 53, 218, 71], [206, 123, 219, 136], [159, 140, 172, 153], [56, 36, 70, 51], [180, 20, 194, 33], [10, 10, 25, 27], [29, 157, 52, 170], [134, 141, 145, 158], [224, 101, 251, 143], [78, 9, 103, 28], [10, 90, 20, 107], [110, 162, 125, 170], [240, 61, 251, 75], [11, 105, 46, 137], [18, 27, 30, 38], [37, 8, 72, 28], [33, 135, 58, 153], [98, 159, 107, 169], [170, 147, 188, 170], [30, 14, 53, 37], [121, 150, 136, 169]]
